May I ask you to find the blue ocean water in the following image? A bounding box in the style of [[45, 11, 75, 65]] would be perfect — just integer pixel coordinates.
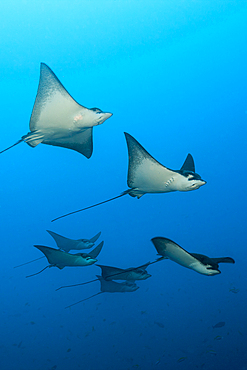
[[0, 1, 247, 369]]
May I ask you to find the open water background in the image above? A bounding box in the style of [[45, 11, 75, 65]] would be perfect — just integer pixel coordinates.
[[0, 1, 246, 369]]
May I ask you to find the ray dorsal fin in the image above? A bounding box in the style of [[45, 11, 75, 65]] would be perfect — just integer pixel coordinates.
[[180, 153, 195, 172]]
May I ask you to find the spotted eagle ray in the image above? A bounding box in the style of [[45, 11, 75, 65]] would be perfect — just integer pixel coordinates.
[[52, 132, 206, 221], [151, 237, 235, 275], [56, 260, 160, 291], [14, 231, 102, 268], [0, 63, 112, 158], [65, 276, 139, 309], [46, 230, 101, 252], [26, 241, 104, 277]]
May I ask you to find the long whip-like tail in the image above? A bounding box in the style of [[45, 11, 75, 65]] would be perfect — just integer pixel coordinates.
[[65, 292, 102, 309], [149, 257, 166, 265], [0, 139, 23, 154], [14, 256, 45, 268], [51, 190, 130, 222], [56, 278, 98, 291], [26, 265, 52, 278]]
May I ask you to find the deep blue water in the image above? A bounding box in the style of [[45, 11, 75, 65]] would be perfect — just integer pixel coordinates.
[[0, 1, 247, 369]]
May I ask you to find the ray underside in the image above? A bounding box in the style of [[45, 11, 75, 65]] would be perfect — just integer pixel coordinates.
[[125, 133, 177, 193]]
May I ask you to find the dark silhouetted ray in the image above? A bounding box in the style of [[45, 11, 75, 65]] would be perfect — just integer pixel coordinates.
[[65, 276, 139, 309], [56, 259, 162, 291]]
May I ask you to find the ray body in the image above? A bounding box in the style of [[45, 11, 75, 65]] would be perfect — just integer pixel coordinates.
[[1, 63, 112, 157], [97, 276, 139, 293], [65, 276, 139, 308], [151, 236, 216, 275], [22, 241, 104, 277], [34, 245, 97, 269], [97, 263, 151, 281], [151, 237, 235, 275], [52, 133, 206, 221], [125, 133, 206, 198], [25, 245, 99, 277], [56, 261, 155, 290], [47, 230, 101, 252]]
